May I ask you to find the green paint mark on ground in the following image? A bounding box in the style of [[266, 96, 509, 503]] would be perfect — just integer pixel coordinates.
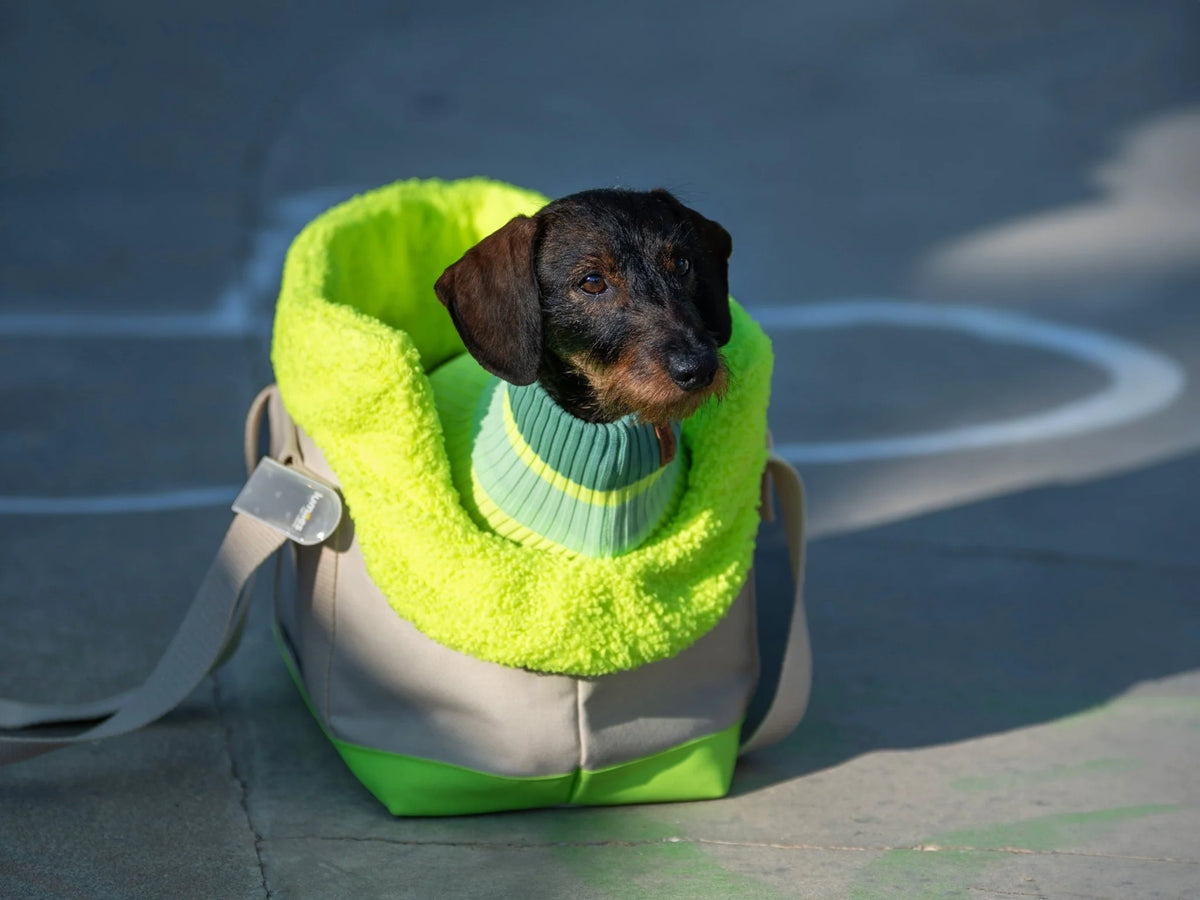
[[950, 757, 1140, 791], [849, 804, 1183, 900], [853, 846, 1000, 900], [1057, 694, 1200, 730], [555, 839, 788, 900], [932, 804, 1180, 852], [541, 808, 787, 900]]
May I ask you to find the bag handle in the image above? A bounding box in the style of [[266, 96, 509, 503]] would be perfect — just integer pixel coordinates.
[[0, 387, 288, 765], [739, 453, 812, 756]]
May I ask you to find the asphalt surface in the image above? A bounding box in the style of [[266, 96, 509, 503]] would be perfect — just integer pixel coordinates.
[[2, 2, 1199, 898]]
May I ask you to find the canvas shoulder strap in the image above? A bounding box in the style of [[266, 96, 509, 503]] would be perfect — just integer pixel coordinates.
[[0, 387, 289, 765]]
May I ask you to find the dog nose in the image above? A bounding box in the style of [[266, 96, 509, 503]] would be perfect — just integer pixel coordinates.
[[667, 348, 718, 391]]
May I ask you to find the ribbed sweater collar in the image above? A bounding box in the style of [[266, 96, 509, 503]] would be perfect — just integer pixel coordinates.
[[469, 380, 684, 557]]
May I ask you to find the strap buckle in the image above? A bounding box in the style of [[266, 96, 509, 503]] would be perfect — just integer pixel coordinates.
[[232, 457, 342, 546]]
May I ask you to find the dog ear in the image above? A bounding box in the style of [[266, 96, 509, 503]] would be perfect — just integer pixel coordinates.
[[434, 215, 543, 385], [690, 213, 733, 346], [653, 190, 733, 346]]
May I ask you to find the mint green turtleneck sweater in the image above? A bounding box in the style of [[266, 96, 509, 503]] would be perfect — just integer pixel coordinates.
[[430, 354, 684, 558]]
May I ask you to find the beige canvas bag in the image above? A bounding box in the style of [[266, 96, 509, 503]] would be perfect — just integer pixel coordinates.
[[0, 385, 811, 816]]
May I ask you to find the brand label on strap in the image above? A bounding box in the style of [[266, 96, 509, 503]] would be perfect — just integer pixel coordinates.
[[232, 458, 343, 546]]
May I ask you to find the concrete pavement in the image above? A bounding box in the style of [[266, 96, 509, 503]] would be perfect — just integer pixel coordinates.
[[2, 1, 1198, 897]]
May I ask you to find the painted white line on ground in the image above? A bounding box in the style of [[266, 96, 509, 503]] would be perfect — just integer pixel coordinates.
[[753, 300, 1186, 464], [0, 188, 360, 515], [0, 486, 241, 516], [0, 266, 257, 338], [5, 299, 1183, 514], [0, 309, 252, 339], [0, 187, 353, 341]]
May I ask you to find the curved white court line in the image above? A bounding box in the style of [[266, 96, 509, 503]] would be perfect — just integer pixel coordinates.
[[0, 187, 351, 341], [0, 189, 357, 514], [0, 279, 1185, 512], [0, 308, 252, 339], [0, 259, 261, 339], [0, 486, 241, 516], [753, 300, 1186, 464]]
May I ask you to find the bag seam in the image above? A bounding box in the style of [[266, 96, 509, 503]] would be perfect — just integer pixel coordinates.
[[323, 535, 340, 725]]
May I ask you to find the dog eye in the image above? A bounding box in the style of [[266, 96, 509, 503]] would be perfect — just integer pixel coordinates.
[[579, 273, 608, 295], [673, 256, 691, 276]]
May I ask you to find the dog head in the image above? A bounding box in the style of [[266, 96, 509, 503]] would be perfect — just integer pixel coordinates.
[[434, 188, 733, 425]]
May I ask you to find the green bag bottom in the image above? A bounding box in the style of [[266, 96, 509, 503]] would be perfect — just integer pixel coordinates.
[[277, 631, 741, 816]]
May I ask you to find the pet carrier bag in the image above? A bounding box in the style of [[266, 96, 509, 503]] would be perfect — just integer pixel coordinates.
[[0, 178, 811, 816]]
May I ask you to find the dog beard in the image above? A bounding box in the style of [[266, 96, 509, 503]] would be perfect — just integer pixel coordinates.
[[572, 351, 730, 425]]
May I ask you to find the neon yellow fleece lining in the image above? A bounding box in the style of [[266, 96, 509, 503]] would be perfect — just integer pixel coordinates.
[[271, 177, 773, 676]]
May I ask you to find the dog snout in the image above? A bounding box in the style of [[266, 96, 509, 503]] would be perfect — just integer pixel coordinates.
[[666, 346, 719, 392]]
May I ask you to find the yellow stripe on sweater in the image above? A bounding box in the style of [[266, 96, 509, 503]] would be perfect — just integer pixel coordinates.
[[469, 464, 578, 555], [500, 388, 667, 508]]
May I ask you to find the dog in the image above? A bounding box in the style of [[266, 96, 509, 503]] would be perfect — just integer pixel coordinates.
[[432, 188, 734, 555]]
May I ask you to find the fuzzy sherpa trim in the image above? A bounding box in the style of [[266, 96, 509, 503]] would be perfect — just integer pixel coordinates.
[[271, 177, 772, 676]]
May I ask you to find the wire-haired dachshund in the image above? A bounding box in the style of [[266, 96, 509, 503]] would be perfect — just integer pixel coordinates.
[[434, 188, 733, 463]]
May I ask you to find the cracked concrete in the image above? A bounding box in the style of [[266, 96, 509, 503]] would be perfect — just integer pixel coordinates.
[[2, 1, 1199, 897], [215, 674, 273, 900]]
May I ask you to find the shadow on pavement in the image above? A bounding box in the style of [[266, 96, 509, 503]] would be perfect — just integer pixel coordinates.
[[739, 448, 1200, 792]]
